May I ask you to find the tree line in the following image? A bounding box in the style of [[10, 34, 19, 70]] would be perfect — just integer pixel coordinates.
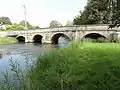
[[49, 20, 73, 28], [0, 17, 40, 30], [3, 0, 118, 31], [73, 0, 120, 25], [0, 16, 74, 30], [1, 0, 120, 30]]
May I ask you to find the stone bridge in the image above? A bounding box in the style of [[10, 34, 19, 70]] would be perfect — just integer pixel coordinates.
[[1, 24, 120, 44]]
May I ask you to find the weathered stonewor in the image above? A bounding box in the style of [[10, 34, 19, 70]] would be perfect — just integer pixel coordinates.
[[1, 24, 120, 44]]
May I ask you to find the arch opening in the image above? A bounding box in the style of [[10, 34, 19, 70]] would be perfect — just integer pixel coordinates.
[[51, 33, 70, 44], [16, 36, 25, 43], [33, 35, 43, 44], [82, 33, 106, 42]]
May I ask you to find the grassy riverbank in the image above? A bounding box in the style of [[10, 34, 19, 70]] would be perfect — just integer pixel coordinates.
[[1, 42, 120, 90], [0, 37, 17, 44]]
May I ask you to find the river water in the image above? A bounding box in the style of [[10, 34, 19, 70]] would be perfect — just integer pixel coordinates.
[[0, 37, 69, 73]]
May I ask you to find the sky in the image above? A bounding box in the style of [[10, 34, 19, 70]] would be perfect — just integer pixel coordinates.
[[0, 0, 87, 27]]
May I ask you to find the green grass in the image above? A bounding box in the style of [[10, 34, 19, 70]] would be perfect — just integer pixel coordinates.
[[0, 37, 17, 44], [1, 42, 120, 90], [24, 42, 120, 90]]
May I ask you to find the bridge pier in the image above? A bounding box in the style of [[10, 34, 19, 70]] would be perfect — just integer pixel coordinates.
[[25, 39, 33, 43], [42, 41, 52, 44], [42, 33, 52, 44], [75, 30, 79, 40], [115, 32, 120, 42]]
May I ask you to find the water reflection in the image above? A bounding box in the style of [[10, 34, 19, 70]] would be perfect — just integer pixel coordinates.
[[0, 37, 70, 73], [58, 36, 70, 47]]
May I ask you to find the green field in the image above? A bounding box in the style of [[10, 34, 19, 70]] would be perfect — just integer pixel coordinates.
[[1, 42, 120, 90], [0, 37, 17, 44]]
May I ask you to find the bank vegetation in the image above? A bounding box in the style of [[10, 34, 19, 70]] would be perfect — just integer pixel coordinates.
[[0, 41, 120, 90]]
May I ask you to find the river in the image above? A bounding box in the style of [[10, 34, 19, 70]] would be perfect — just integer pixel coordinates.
[[0, 37, 69, 73]]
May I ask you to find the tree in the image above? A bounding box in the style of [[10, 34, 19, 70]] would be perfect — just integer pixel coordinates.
[[49, 20, 62, 28], [65, 20, 73, 26], [73, 14, 82, 25], [111, 0, 120, 24], [34, 26, 40, 29], [19, 20, 33, 29], [73, 0, 111, 25], [0, 17, 12, 25], [32, 26, 40, 29], [6, 24, 24, 30], [73, 0, 120, 25], [116, 0, 120, 23]]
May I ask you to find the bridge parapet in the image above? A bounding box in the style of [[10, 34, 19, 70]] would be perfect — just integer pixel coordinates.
[[0, 25, 116, 35], [48, 25, 109, 31], [0, 24, 119, 43]]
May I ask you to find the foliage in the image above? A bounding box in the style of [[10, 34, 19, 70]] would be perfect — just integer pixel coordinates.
[[29, 42, 120, 89], [0, 17, 12, 25], [73, 14, 82, 25], [112, 0, 120, 23], [25, 42, 120, 89], [65, 20, 73, 26], [32, 26, 40, 29], [0, 17, 40, 30], [0, 37, 17, 44], [1, 42, 120, 89], [19, 20, 33, 29], [6, 24, 24, 30], [73, 0, 120, 25], [35, 26, 40, 29], [50, 20, 62, 28]]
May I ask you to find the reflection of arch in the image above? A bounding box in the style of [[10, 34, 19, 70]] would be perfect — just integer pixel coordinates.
[[82, 33, 106, 39], [16, 36, 25, 42], [33, 35, 43, 43], [51, 33, 71, 44]]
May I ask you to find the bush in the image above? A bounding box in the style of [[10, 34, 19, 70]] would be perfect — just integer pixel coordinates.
[[6, 25, 24, 30], [0, 37, 17, 44]]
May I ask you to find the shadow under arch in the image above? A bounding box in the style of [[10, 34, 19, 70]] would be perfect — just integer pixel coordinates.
[[82, 33, 106, 39], [33, 34, 43, 44], [16, 36, 25, 43], [82, 33, 107, 42], [51, 33, 71, 44]]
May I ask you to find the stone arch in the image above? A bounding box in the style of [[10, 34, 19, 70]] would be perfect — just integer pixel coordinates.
[[51, 33, 71, 44], [82, 33, 106, 40], [33, 34, 43, 43], [16, 36, 25, 42]]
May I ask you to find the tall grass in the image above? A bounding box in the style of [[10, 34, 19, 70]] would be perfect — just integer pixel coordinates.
[[1, 42, 120, 90]]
